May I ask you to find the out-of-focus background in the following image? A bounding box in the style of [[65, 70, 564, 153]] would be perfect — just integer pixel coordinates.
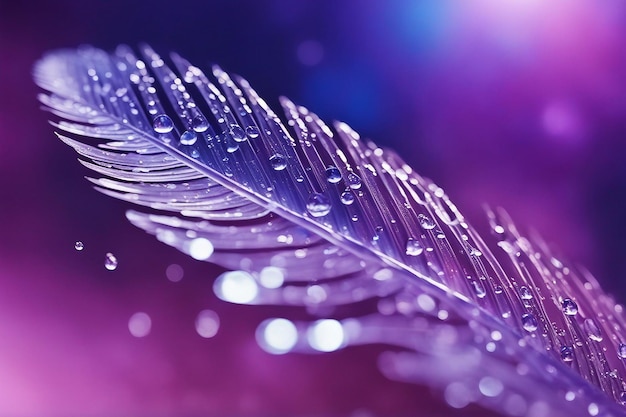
[[1, 0, 626, 416]]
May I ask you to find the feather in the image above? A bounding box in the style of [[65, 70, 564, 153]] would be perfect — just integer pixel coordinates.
[[34, 45, 626, 416]]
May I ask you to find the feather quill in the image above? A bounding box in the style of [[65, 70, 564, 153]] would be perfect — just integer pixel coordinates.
[[35, 45, 626, 416]]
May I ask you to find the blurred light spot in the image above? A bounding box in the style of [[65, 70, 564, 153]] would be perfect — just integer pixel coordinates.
[[417, 294, 436, 312], [128, 312, 151, 337], [479, 376, 503, 397], [542, 101, 583, 143], [214, 270, 258, 304], [307, 319, 344, 352], [166, 263, 184, 282], [259, 266, 285, 288], [297, 40, 324, 66], [444, 382, 471, 408], [257, 318, 298, 354], [195, 309, 220, 338], [189, 237, 214, 260]]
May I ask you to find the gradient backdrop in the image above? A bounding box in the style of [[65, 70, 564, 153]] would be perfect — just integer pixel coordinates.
[[1, 0, 626, 416]]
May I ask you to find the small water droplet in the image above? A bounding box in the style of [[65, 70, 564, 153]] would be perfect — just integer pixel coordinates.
[[405, 238, 423, 256], [231, 124, 246, 142], [246, 125, 260, 138], [472, 280, 486, 298], [351, 214, 358, 222], [347, 172, 362, 189], [494, 285, 504, 294], [153, 115, 174, 133], [560, 346, 574, 362], [519, 286, 533, 300], [225, 136, 239, 152], [340, 190, 355, 205], [583, 318, 603, 342], [618, 343, 626, 359], [561, 298, 578, 316], [325, 166, 342, 184], [104, 252, 118, 271], [418, 214, 436, 230], [619, 391, 626, 405], [521, 313, 538, 332], [74, 241, 84, 251], [191, 115, 208, 132], [180, 130, 198, 145], [306, 193, 331, 217], [269, 154, 287, 171]]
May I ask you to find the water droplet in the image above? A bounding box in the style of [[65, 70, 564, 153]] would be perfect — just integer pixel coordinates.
[[153, 114, 174, 133], [195, 309, 220, 338], [180, 130, 198, 145], [269, 154, 287, 171], [519, 286, 533, 300], [619, 391, 626, 405], [472, 280, 487, 298], [128, 312, 151, 337], [225, 136, 239, 152], [583, 318, 603, 342], [104, 252, 118, 271], [306, 193, 331, 217], [418, 213, 436, 230], [191, 115, 208, 132], [560, 346, 574, 362], [246, 125, 260, 138], [231, 124, 246, 142], [618, 342, 626, 359], [405, 238, 423, 256], [561, 298, 578, 316], [521, 313, 538, 332], [74, 241, 84, 251], [347, 172, 362, 189], [494, 285, 504, 294], [340, 190, 355, 205], [325, 166, 342, 184]]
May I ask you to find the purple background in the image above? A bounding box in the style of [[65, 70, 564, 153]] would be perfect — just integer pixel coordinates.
[[1, 0, 626, 415]]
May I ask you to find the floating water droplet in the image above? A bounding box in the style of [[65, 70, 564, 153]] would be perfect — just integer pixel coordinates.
[[153, 114, 174, 133], [340, 190, 355, 205], [561, 298, 578, 316], [583, 318, 603, 342], [325, 166, 342, 184], [306, 193, 331, 217], [418, 213, 436, 230], [618, 343, 626, 359], [269, 154, 287, 171], [180, 130, 198, 145], [246, 125, 260, 138], [74, 241, 84, 251], [195, 309, 220, 338], [128, 312, 151, 337], [231, 124, 246, 142], [405, 238, 423, 256], [347, 172, 362, 189], [225, 136, 239, 152], [104, 252, 118, 270], [191, 115, 209, 132], [521, 313, 538, 332], [560, 346, 574, 362], [166, 263, 184, 282], [519, 286, 533, 300]]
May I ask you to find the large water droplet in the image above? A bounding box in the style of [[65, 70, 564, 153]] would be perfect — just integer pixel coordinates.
[[246, 125, 260, 138], [521, 313, 538, 332], [225, 136, 239, 152], [584, 318, 603, 342], [325, 166, 342, 184], [347, 172, 362, 189], [618, 342, 626, 359], [560, 346, 574, 362], [306, 193, 331, 217], [104, 252, 118, 271], [192, 115, 209, 132], [74, 241, 84, 251], [231, 124, 246, 142], [340, 190, 355, 205], [561, 298, 578, 316], [153, 114, 174, 133], [180, 130, 198, 145], [269, 154, 287, 171], [405, 238, 423, 256], [418, 213, 436, 230]]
